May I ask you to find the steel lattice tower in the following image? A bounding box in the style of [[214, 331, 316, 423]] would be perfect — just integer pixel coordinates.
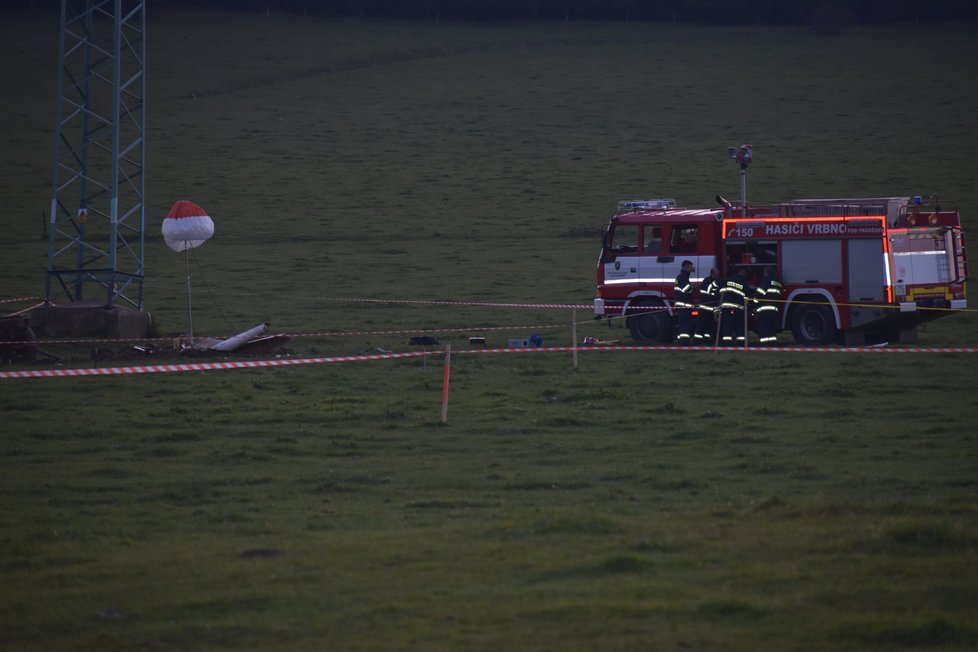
[[46, 0, 147, 310]]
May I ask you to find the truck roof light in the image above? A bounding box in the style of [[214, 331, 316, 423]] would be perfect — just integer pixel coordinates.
[[618, 199, 676, 211]]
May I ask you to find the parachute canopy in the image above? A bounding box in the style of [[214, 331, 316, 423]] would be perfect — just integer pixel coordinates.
[[163, 200, 214, 252]]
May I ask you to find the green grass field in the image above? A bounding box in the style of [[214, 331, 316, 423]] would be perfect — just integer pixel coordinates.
[[2, 11, 977, 651]]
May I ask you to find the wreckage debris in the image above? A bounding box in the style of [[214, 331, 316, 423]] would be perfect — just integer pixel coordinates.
[[175, 323, 291, 355]]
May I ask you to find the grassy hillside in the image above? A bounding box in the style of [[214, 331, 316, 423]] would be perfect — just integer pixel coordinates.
[[3, 11, 977, 339], [1, 11, 977, 651]]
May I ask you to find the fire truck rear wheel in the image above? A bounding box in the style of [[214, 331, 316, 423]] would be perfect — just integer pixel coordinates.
[[627, 303, 672, 344], [790, 304, 837, 346]]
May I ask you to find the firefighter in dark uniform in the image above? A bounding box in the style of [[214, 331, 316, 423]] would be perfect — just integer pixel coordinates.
[[719, 267, 749, 345], [694, 267, 720, 343], [754, 266, 783, 346], [673, 259, 695, 345]]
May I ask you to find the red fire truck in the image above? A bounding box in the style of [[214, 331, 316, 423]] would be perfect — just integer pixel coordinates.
[[594, 195, 968, 345]]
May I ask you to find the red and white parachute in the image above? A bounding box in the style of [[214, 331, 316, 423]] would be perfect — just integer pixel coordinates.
[[162, 200, 214, 252]]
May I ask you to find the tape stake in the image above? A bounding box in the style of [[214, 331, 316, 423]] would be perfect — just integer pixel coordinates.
[[441, 343, 452, 424], [572, 309, 578, 369]]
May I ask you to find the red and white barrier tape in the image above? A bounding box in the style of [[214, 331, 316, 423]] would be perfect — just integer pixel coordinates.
[[309, 296, 593, 309], [287, 323, 566, 339], [3, 344, 977, 380], [0, 322, 568, 346], [2, 301, 46, 318], [456, 345, 978, 355], [289, 294, 978, 314], [0, 296, 41, 305], [0, 336, 172, 346], [0, 350, 431, 379]]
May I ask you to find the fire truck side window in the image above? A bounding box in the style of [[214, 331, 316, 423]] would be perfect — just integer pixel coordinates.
[[611, 225, 639, 253], [782, 240, 842, 284], [670, 224, 698, 253], [645, 225, 662, 253]]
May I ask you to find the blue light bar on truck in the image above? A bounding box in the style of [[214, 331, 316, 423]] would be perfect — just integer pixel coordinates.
[[618, 198, 676, 212]]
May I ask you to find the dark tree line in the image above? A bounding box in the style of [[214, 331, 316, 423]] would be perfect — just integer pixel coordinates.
[[7, 0, 978, 26]]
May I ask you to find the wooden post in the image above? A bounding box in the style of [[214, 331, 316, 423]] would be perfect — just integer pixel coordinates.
[[743, 303, 749, 350], [714, 308, 723, 356], [440, 343, 452, 424], [572, 310, 578, 369]]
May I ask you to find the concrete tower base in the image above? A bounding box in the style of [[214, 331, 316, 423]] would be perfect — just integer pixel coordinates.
[[30, 302, 154, 340]]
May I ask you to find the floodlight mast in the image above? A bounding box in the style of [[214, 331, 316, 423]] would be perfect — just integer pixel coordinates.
[[46, 0, 147, 310], [727, 144, 752, 215]]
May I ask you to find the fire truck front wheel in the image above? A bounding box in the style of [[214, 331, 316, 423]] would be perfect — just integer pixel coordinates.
[[790, 303, 837, 346], [627, 303, 672, 344]]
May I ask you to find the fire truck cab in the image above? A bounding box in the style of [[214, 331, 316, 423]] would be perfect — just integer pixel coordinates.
[[595, 195, 968, 345]]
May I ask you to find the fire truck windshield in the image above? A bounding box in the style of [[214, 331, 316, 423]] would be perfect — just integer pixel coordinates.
[[610, 225, 639, 253]]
